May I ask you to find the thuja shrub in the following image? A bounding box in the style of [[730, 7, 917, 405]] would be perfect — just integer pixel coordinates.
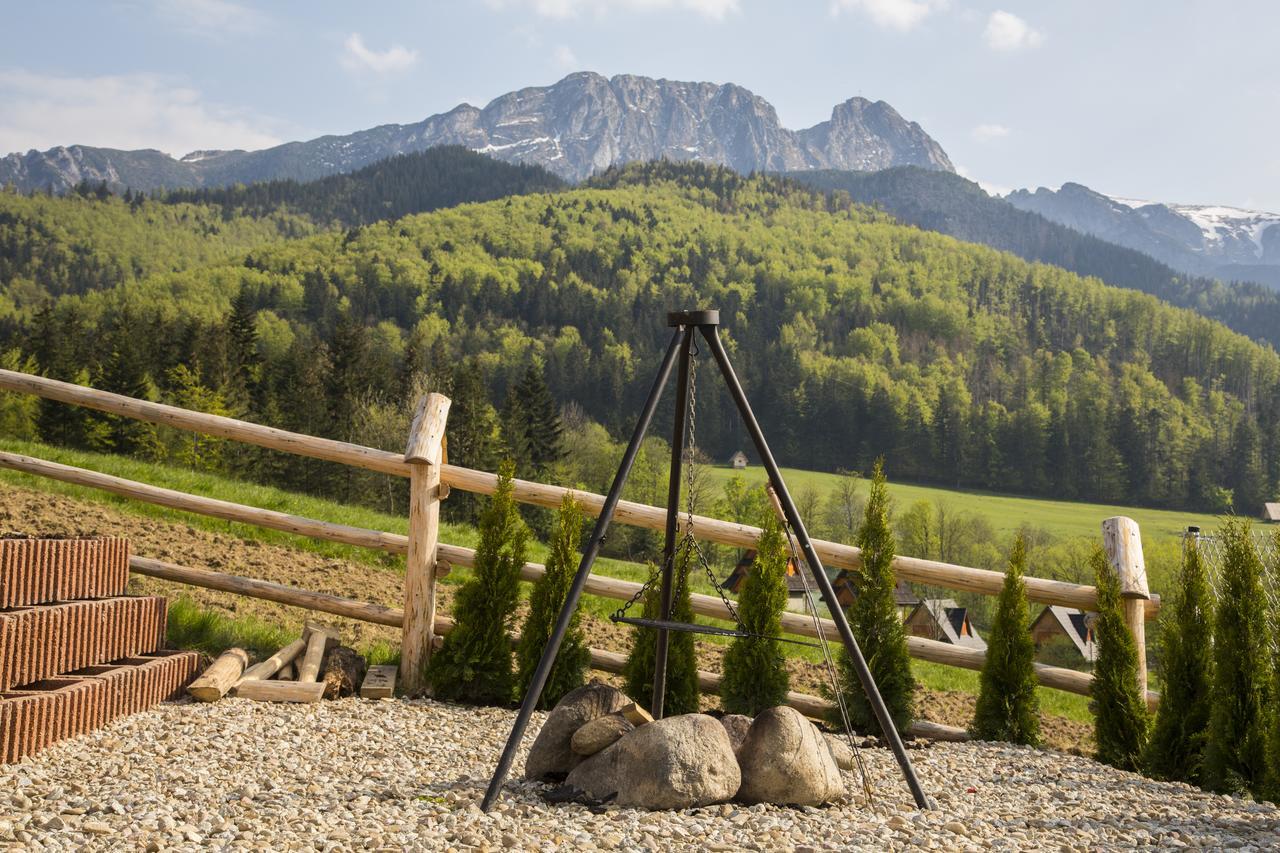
[[971, 533, 1040, 745], [622, 548, 700, 716], [720, 514, 791, 716], [516, 493, 589, 709], [1091, 546, 1150, 772], [425, 461, 528, 705]]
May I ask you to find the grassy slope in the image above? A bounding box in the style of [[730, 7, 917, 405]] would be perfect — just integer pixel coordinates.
[[0, 437, 1093, 723]]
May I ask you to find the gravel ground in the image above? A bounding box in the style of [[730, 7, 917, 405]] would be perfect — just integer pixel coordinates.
[[2, 698, 1278, 851]]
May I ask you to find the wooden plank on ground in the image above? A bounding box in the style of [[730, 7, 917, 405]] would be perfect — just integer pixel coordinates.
[[235, 679, 324, 703], [361, 665, 397, 699]]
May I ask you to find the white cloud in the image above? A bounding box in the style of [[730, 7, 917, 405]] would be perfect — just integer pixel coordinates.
[[971, 123, 1010, 142], [484, 0, 739, 20], [829, 0, 948, 32], [149, 0, 270, 37], [340, 33, 419, 74], [0, 70, 283, 157], [983, 10, 1043, 51], [552, 45, 579, 69]]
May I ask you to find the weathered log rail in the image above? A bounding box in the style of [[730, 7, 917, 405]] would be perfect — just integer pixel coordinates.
[[0, 367, 1158, 712]]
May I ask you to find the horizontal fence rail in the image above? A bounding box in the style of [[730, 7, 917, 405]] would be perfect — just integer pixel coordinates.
[[128, 552, 970, 739], [0, 449, 1157, 707], [0, 369, 1157, 619]]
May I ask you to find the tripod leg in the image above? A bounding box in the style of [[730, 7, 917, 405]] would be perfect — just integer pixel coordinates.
[[481, 327, 687, 813], [699, 325, 931, 811], [651, 333, 693, 719]]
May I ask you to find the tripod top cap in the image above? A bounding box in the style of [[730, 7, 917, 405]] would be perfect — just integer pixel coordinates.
[[667, 309, 719, 327]]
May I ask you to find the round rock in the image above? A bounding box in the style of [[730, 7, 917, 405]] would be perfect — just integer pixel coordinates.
[[524, 682, 629, 781], [571, 714, 634, 757], [736, 706, 844, 806]]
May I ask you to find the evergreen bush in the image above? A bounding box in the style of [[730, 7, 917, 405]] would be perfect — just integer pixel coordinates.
[[831, 459, 915, 734], [1091, 546, 1150, 772], [516, 494, 589, 709], [720, 514, 791, 716], [622, 548, 700, 716], [425, 461, 528, 705], [971, 533, 1040, 745], [1142, 537, 1214, 784], [1203, 519, 1270, 796]]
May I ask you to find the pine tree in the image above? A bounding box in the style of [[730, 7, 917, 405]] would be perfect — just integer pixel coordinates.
[[1204, 519, 1270, 795], [623, 548, 700, 716], [971, 533, 1040, 745], [1143, 537, 1214, 784], [90, 319, 159, 456], [832, 459, 915, 734], [720, 514, 791, 716], [501, 362, 564, 482], [516, 494, 589, 709], [445, 360, 502, 522], [224, 284, 262, 412], [1092, 546, 1150, 772], [425, 461, 528, 705]]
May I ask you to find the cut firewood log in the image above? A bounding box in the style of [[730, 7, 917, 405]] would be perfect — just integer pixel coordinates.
[[235, 679, 324, 703], [187, 648, 249, 702], [238, 638, 307, 684], [298, 622, 341, 684], [277, 661, 295, 681], [322, 646, 367, 699], [620, 702, 654, 726], [360, 665, 397, 699]]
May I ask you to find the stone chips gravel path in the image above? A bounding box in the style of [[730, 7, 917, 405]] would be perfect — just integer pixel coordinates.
[[2, 698, 1278, 851]]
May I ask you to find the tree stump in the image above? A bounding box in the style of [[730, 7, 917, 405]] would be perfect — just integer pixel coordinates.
[[322, 646, 368, 699]]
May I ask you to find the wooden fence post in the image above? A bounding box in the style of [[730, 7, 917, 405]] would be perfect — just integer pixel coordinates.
[[400, 392, 451, 695], [1101, 516, 1150, 698]]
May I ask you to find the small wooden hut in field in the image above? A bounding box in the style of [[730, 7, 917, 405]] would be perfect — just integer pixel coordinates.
[[904, 599, 986, 650], [1263, 502, 1280, 524], [728, 450, 749, 469], [1029, 605, 1096, 663]]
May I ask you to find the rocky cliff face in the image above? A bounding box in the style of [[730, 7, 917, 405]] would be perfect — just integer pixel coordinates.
[[0, 72, 953, 192], [1007, 182, 1280, 289]]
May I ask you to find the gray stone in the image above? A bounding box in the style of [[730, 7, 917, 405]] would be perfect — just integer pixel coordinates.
[[571, 715, 633, 757], [566, 714, 741, 810], [718, 715, 752, 753], [823, 732, 855, 771], [736, 706, 844, 806], [524, 682, 628, 781]]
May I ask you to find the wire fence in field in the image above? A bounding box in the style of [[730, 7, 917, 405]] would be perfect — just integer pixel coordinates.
[[1185, 527, 1280, 651]]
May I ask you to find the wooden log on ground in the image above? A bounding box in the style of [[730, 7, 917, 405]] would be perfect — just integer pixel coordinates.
[[322, 647, 367, 699], [361, 665, 397, 699], [277, 661, 295, 681], [298, 622, 341, 684], [187, 648, 249, 702], [236, 679, 325, 703], [238, 638, 307, 683]]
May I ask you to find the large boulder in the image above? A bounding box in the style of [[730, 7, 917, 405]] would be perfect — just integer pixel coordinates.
[[572, 714, 634, 756], [718, 714, 752, 753], [736, 706, 844, 806], [566, 714, 741, 809], [525, 682, 628, 781]]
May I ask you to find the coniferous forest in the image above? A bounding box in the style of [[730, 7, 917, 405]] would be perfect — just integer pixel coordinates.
[[1, 155, 1278, 517]]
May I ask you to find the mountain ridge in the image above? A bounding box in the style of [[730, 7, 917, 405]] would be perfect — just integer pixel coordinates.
[[0, 72, 953, 192]]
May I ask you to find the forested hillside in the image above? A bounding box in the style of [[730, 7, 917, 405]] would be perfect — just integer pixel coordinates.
[[160, 147, 566, 227], [1, 160, 1277, 517], [787, 168, 1280, 349]]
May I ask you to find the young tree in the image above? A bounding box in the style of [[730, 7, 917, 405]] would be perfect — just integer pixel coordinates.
[[720, 514, 791, 716], [516, 494, 589, 709], [425, 461, 528, 705], [832, 459, 915, 734], [1091, 546, 1150, 772], [501, 362, 564, 482], [971, 533, 1040, 745], [1204, 519, 1270, 795], [445, 360, 502, 522], [1143, 537, 1214, 784], [623, 547, 700, 716]]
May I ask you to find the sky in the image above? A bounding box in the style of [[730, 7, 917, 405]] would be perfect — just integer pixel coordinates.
[[2, 0, 1277, 211]]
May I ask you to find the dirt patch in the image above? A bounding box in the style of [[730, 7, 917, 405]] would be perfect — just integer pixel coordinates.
[[0, 482, 1093, 752]]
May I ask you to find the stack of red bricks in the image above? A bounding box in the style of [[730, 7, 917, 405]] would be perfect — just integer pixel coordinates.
[[0, 537, 201, 763]]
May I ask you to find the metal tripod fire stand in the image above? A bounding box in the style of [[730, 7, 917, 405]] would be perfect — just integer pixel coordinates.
[[480, 309, 930, 812]]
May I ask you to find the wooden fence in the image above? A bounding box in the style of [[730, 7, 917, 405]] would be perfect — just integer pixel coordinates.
[[0, 368, 1161, 728]]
